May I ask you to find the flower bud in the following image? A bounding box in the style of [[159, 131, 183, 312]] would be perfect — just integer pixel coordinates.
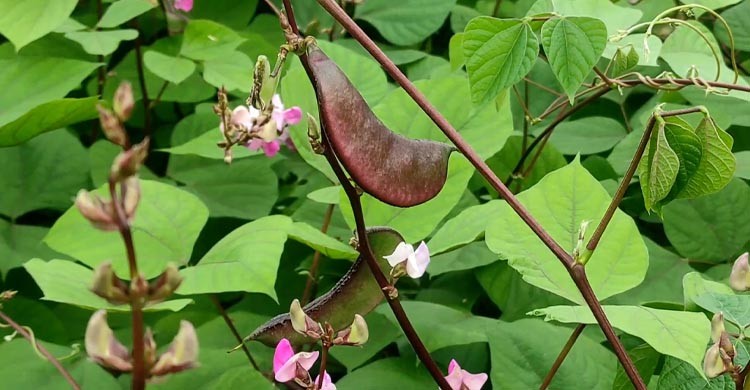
[[289, 299, 323, 339], [711, 312, 725, 343], [91, 262, 129, 304], [730, 252, 750, 291], [144, 328, 157, 368], [122, 177, 140, 221], [111, 138, 149, 182], [703, 342, 727, 379], [75, 190, 118, 231], [150, 320, 199, 376], [147, 263, 183, 303], [720, 331, 735, 361], [113, 81, 135, 122], [85, 310, 133, 372], [334, 314, 369, 346], [97, 105, 127, 147]]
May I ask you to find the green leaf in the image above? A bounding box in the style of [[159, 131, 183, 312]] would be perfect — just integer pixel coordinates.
[[45, 180, 209, 279], [609, 45, 640, 77], [486, 135, 567, 192], [540, 16, 607, 101], [0, 0, 78, 50], [677, 117, 736, 199], [24, 258, 192, 311], [603, 34, 662, 67], [143, 50, 196, 84], [694, 292, 750, 328], [336, 357, 435, 389], [354, 0, 457, 46], [657, 356, 735, 389], [306, 186, 341, 204], [189, 0, 260, 30], [683, 272, 734, 312], [485, 158, 648, 304], [531, 305, 710, 376], [487, 319, 616, 388], [179, 19, 245, 61], [0, 220, 58, 277], [97, 0, 156, 28], [682, 0, 742, 10], [527, 0, 642, 36], [0, 130, 89, 218], [663, 179, 750, 263], [450, 5, 482, 33], [160, 129, 261, 160], [202, 51, 254, 93], [0, 97, 98, 147], [168, 156, 278, 219], [0, 56, 100, 130], [660, 117, 703, 202], [549, 116, 627, 154], [430, 241, 499, 275], [463, 17, 538, 105], [714, 0, 750, 52], [638, 121, 680, 212], [735, 151, 750, 180], [177, 215, 356, 298], [64, 29, 138, 56], [428, 201, 503, 255]]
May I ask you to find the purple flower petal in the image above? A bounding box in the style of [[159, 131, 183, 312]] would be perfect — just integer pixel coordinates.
[[174, 0, 193, 12], [273, 339, 294, 374]]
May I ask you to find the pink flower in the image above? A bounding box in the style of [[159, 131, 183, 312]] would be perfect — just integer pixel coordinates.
[[444, 359, 487, 390], [174, 0, 193, 12], [271, 94, 303, 130], [384, 241, 430, 278], [314, 372, 336, 390], [273, 338, 319, 383]]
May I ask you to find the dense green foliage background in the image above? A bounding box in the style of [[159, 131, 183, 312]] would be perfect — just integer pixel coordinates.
[[2, 0, 750, 388]]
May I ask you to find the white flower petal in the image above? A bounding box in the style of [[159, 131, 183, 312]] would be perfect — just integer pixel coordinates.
[[384, 242, 413, 267]]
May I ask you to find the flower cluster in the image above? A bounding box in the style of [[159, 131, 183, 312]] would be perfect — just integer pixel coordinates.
[[273, 339, 335, 390], [221, 94, 302, 157]]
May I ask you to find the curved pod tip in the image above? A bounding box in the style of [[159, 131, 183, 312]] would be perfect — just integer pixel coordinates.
[[306, 45, 454, 207]]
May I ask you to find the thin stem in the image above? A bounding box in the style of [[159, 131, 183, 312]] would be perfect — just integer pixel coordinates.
[[492, 0, 502, 17], [262, 0, 281, 16], [593, 66, 616, 88], [130, 20, 152, 136], [316, 344, 329, 389], [540, 324, 586, 390], [524, 77, 562, 96], [313, 2, 645, 386], [210, 295, 261, 372], [512, 85, 534, 124], [302, 204, 335, 305], [148, 81, 169, 110], [620, 77, 750, 93], [585, 107, 704, 253], [0, 310, 81, 389]]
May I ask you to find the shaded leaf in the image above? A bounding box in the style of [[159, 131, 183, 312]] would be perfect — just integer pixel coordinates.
[[64, 29, 139, 56], [677, 117, 736, 199], [694, 292, 750, 328], [354, 0, 456, 46], [0, 97, 98, 147], [0, 220, 58, 277], [143, 50, 196, 84], [179, 19, 245, 61], [428, 201, 503, 255], [97, 0, 156, 28], [0, 0, 78, 50], [638, 120, 680, 212], [549, 116, 627, 155]]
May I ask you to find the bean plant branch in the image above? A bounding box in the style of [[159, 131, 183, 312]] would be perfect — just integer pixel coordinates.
[[540, 324, 586, 390], [0, 310, 80, 389], [314, 1, 645, 387], [209, 296, 262, 372], [302, 204, 335, 305]]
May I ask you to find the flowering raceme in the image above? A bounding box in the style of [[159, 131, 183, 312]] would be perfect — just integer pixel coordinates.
[[221, 94, 302, 157]]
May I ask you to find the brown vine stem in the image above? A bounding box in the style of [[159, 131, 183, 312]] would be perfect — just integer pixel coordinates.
[[0, 310, 80, 389], [210, 295, 261, 372], [540, 324, 585, 390], [313, 1, 645, 387], [316, 344, 330, 390], [585, 107, 704, 253], [130, 20, 152, 136], [302, 204, 335, 305]]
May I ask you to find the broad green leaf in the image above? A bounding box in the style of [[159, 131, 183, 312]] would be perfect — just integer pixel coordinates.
[[24, 258, 192, 311], [202, 51, 254, 92], [336, 357, 434, 389], [683, 272, 734, 312], [487, 319, 616, 388], [64, 29, 138, 56], [189, 0, 260, 30], [0, 130, 89, 218], [177, 215, 357, 298], [463, 17, 538, 105], [168, 156, 278, 219], [735, 151, 750, 179], [541, 16, 607, 101], [341, 155, 474, 243], [612, 344, 661, 390], [694, 292, 750, 328], [336, 39, 429, 65], [609, 46, 640, 77], [661, 117, 703, 202], [143, 50, 196, 84], [657, 356, 735, 389], [430, 241, 499, 275], [677, 117, 736, 199], [603, 34, 661, 67], [638, 121, 680, 212], [0, 97, 98, 147], [449, 32, 465, 70], [97, 0, 157, 28], [682, 0, 741, 10], [45, 180, 209, 278], [306, 186, 341, 204], [0, 220, 58, 277], [485, 135, 567, 192], [160, 128, 261, 160], [485, 159, 648, 304], [531, 305, 710, 376], [0, 56, 99, 129], [0, 0, 78, 50], [179, 19, 245, 61], [549, 116, 627, 154], [527, 0, 642, 36], [663, 179, 750, 263], [450, 5, 482, 33], [714, 0, 750, 52], [354, 0, 457, 46], [428, 201, 503, 255]]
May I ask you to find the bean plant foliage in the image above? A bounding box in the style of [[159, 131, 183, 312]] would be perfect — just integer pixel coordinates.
[[3, 0, 750, 388]]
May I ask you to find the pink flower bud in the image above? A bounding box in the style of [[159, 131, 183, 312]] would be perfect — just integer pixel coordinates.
[[173, 0, 193, 12], [113, 81, 135, 122], [147, 263, 183, 304], [75, 190, 117, 231], [111, 139, 149, 183], [97, 105, 127, 147], [730, 252, 750, 291], [444, 359, 487, 390], [90, 262, 129, 304], [150, 321, 199, 376], [85, 310, 132, 372]]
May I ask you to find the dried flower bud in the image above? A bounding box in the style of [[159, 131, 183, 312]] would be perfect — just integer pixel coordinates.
[[711, 312, 725, 343], [121, 177, 140, 221], [334, 314, 369, 346], [289, 299, 323, 339], [75, 190, 118, 231], [111, 138, 149, 182], [144, 329, 157, 367], [730, 252, 750, 291], [113, 81, 135, 122], [85, 310, 133, 372], [97, 105, 127, 147], [150, 320, 199, 376], [703, 342, 727, 379], [91, 262, 129, 304], [147, 263, 183, 303]]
